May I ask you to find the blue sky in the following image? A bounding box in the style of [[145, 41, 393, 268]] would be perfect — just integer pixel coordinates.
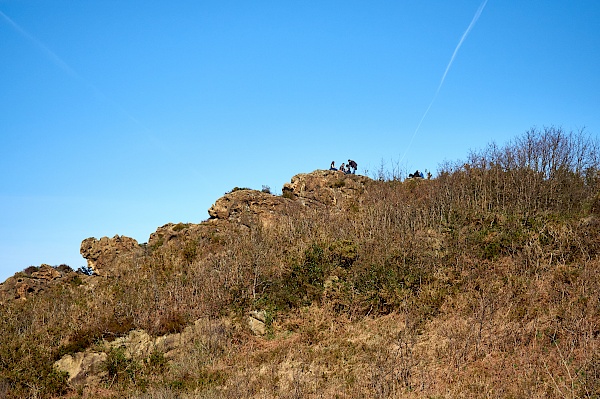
[[1, 1, 599, 282]]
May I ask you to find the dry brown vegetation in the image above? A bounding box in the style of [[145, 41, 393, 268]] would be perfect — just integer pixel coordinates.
[[1, 126, 600, 398]]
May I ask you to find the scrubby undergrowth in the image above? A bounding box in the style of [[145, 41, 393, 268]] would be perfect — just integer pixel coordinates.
[[1, 127, 600, 398]]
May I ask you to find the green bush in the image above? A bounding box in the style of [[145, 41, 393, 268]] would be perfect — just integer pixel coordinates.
[[103, 346, 140, 386], [173, 222, 190, 232], [260, 243, 330, 309], [329, 239, 358, 268], [146, 349, 168, 373], [282, 189, 295, 199]]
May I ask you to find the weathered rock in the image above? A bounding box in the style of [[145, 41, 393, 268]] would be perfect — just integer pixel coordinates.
[[282, 170, 370, 207], [54, 318, 231, 388], [54, 351, 107, 386], [0, 264, 77, 302], [75, 170, 371, 277], [111, 329, 155, 359], [207, 170, 371, 227], [148, 222, 211, 249], [208, 189, 299, 228], [3, 171, 373, 304], [80, 235, 140, 275], [248, 310, 268, 335], [31, 263, 62, 280]]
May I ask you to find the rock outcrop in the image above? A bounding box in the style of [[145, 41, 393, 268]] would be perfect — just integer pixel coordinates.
[[0, 264, 77, 303], [208, 188, 302, 228], [54, 318, 230, 388], [208, 170, 369, 225], [3, 170, 372, 299], [80, 235, 141, 275], [282, 170, 370, 207]]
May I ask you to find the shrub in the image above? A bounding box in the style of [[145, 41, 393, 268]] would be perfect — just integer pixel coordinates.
[[329, 239, 358, 268], [228, 186, 251, 194], [260, 243, 330, 309], [146, 349, 168, 373], [333, 179, 346, 188], [173, 222, 190, 232], [55, 264, 73, 273], [103, 346, 140, 386], [77, 265, 94, 275], [153, 311, 189, 336], [282, 189, 295, 199]]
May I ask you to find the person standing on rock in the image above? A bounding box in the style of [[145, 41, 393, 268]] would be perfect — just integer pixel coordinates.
[[348, 159, 357, 174]]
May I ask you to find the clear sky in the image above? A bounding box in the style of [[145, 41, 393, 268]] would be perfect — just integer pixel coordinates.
[[1, 1, 599, 282]]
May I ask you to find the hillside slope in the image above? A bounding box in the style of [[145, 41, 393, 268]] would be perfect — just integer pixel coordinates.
[[1, 128, 600, 398]]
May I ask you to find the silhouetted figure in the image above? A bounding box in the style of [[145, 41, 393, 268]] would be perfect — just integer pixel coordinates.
[[408, 170, 423, 179], [330, 161, 337, 171], [347, 159, 357, 174]]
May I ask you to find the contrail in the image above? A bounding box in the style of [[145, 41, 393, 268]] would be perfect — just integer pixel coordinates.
[[400, 0, 488, 163], [0, 10, 80, 79], [0, 9, 149, 131]]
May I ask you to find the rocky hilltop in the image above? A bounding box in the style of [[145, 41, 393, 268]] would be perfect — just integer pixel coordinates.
[[0, 170, 370, 300], [0, 169, 376, 388]]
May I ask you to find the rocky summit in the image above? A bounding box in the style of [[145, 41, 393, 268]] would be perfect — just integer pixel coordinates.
[[1, 170, 370, 300]]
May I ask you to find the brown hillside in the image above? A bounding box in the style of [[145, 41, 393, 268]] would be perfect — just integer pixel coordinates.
[[1, 127, 599, 398]]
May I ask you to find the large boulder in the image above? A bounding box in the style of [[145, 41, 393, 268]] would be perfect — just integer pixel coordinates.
[[0, 264, 76, 303], [54, 351, 107, 387], [282, 169, 370, 207], [80, 235, 140, 275], [54, 318, 230, 388], [208, 189, 298, 227], [208, 170, 371, 226]]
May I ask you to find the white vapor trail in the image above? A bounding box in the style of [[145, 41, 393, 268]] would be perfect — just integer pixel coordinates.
[[400, 0, 488, 163], [0, 9, 149, 130], [0, 10, 80, 79]]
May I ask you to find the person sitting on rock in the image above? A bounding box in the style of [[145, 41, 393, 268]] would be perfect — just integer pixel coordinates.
[[330, 161, 337, 171], [339, 163, 346, 173]]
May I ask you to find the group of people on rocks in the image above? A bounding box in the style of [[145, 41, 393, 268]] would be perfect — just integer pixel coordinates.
[[408, 169, 432, 179], [408, 170, 424, 179], [328, 161, 429, 179], [330, 159, 357, 174]]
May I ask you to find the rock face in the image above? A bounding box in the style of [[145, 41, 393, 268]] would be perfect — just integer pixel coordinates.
[[54, 351, 107, 387], [208, 170, 370, 225], [75, 169, 370, 272], [80, 235, 141, 275], [0, 264, 77, 303], [248, 310, 268, 335], [208, 189, 302, 228], [54, 318, 229, 388], [282, 170, 370, 207], [209, 189, 288, 221], [146, 221, 232, 255], [2, 170, 372, 297]]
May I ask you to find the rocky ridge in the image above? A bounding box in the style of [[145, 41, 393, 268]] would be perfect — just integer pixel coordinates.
[[0, 170, 372, 387], [0, 170, 370, 303]]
